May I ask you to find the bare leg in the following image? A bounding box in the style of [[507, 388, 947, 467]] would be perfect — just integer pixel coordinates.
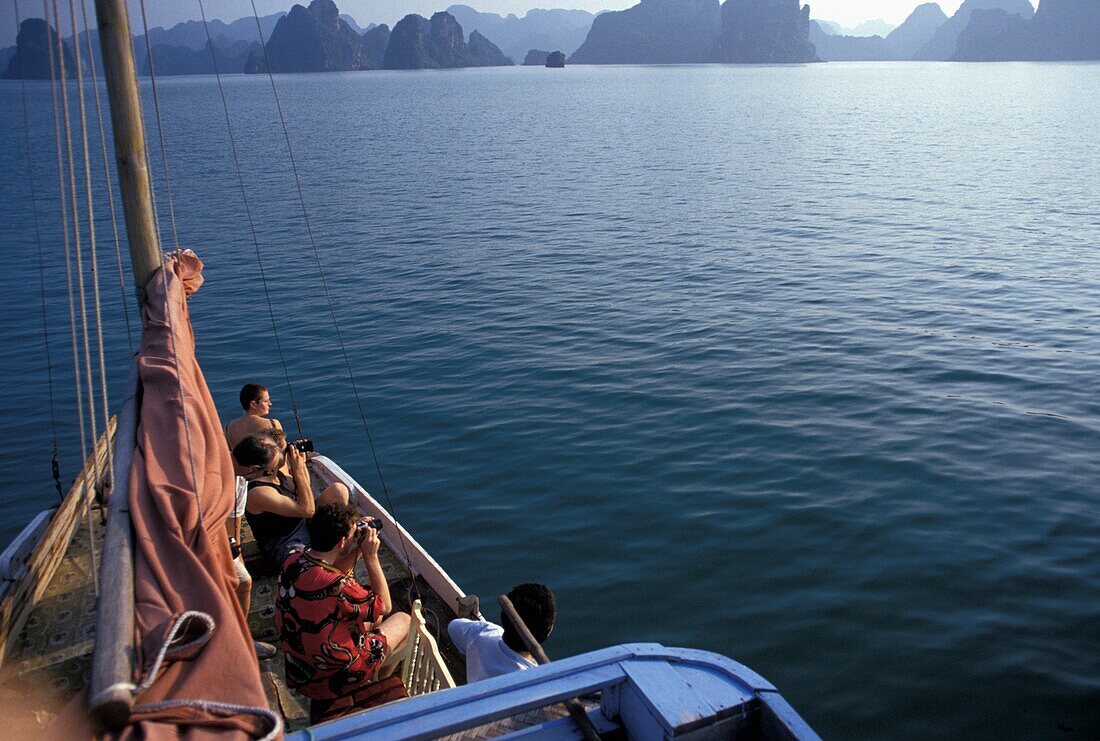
[[234, 556, 253, 619], [376, 612, 412, 679]]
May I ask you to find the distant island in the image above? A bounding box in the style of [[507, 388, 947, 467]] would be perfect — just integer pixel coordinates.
[[2, 0, 1098, 79]]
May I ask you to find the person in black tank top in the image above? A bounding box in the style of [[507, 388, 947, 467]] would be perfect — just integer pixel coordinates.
[[232, 432, 350, 568]]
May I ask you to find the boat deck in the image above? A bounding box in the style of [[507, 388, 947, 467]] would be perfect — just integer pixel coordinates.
[[0, 465, 470, 734], [0, 459, 601, 738], [0, 505, 100, 726]]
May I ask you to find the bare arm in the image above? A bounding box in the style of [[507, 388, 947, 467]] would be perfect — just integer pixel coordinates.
[[358, 525, 392, 616], [285, 446, 315, 517], [244, 484, 313, 517]]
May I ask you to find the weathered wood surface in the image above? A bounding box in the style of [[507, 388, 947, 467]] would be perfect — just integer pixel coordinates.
[[0, 417, 115, 667], [89, 362, 139, 727], [400, 600, 457, 696], [94, 0, 163, 300]]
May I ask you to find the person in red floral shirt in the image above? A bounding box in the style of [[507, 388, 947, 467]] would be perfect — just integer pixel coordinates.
[[276, 502, 410, 721]]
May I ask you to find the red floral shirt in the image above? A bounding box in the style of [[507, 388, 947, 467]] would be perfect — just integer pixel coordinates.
[[276, 550, 388, 700]]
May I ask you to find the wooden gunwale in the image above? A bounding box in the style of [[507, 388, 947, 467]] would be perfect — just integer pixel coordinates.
[[0, 416, 116, 667]]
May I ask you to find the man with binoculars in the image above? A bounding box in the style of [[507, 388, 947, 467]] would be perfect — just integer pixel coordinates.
[[231, 431, 350, 567], [276, 502, 411, 723]]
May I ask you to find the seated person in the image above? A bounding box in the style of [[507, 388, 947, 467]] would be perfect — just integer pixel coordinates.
[[226, 383, 284, 453], [227, 473, 276, 660], [276, 502, 411, 723], [448, 583, 556, 683], [231, 431, 349, 567]]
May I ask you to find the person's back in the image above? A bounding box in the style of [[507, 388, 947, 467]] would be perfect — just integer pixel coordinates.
[[448, 583, 556, 683], [226, 383, 284, 453]]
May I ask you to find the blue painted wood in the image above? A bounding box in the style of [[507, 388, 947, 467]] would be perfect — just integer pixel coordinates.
[[496, 709, 621, 740], [759, 690, 822, 741], [0, 509, 55, 580], [293, 644, 817, 741], [621, 660, 734, 737]]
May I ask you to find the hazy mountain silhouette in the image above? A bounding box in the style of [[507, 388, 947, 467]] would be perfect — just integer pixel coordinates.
[[245, 0, 364, 72], [846, 19, 897, 37], [885, 3, 949, 58], [810, 2, 950, 61], [953, 0, 1100, 60], [445, 5, 594, 63], [714, 0, 818, 63], [569, 0, 721, 64], [913, 0, 1034, 60], [140, 38, 257, 76], [1028, 0, 1100, 59], [523, 48, 551, 65], [809, 23, 893, 60], [360, 23, 389, 69], [143, 13, 284, 51], [0, 17, 73, 79], [383, 11, 512, 69]]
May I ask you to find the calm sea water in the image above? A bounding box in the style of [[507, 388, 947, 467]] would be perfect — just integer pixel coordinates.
[[1, 62, 1099, 738]]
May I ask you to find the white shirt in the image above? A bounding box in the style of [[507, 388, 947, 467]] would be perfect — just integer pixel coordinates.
[[232, 475, 248, 519], [447, 619, 537, 683]]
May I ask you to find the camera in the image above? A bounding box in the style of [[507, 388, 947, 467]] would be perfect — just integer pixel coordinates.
[[356, 518, 384, 533], [287, 438, 314, 453]]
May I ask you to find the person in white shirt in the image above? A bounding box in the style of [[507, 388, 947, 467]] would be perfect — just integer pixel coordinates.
[[447, 583, 556, 683]]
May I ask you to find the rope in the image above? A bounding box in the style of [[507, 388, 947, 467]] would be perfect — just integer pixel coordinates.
[[136, 0, 180, 252], [70, 0, 115, 503], [197, 0, 303, 438], [135, 0, 205, 533], [78, 0, 133, 351], [248, 0, 420, 599], [14, 0, 64, 501], [50, 0, 100, 594]]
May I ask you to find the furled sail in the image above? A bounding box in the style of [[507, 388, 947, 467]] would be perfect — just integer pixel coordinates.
[[109, 251, 277, 738]]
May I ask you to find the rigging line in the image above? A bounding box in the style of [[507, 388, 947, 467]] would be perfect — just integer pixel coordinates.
[[14, 0, 64, 500], [136, 0, 180, 251], [41, 0, 67, 502], [249, 0, 421, 599], [71, 0, 115, 498], [78, 0, 133, 351], [196, 0, 303, 438], [67, 0, 105, 590], [135, 0, 205, 533], [51, 0, 100, 593]]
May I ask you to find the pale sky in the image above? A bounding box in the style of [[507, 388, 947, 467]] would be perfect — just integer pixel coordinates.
[[1, 1, 969, 49]]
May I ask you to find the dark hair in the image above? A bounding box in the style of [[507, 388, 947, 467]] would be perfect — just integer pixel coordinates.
[[240, 383, 267, 411], [502, 583, 556, 653], [232, 432, 279, 469], [308, 502, 361, 552]]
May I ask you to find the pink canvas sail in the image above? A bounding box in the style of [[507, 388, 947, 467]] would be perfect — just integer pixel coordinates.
[[121, 251, 278, 738]]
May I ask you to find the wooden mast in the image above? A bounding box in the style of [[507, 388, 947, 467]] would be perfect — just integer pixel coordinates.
[[89, 0, 156, 727], [92, 0, 162, 302]]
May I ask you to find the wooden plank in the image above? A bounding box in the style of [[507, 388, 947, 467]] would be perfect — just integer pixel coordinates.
[[89, 361, 139, 728], [0, 417, 115, 666]]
